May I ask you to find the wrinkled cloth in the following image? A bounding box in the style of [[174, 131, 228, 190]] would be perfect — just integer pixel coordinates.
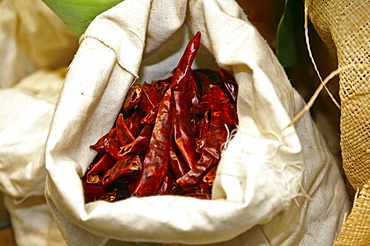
[[0, 0, 78, 88], [44, 0, 350, 245]]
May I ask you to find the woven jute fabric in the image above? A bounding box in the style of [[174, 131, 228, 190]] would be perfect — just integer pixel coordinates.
[[334, 179, 370, 245], [307, 0, 370, 244]]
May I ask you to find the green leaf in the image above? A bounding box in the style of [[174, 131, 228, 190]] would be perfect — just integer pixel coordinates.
[[276, 0, 297, 67], [42, 0, 124, 36]]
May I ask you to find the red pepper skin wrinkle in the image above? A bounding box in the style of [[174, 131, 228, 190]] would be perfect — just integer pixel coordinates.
[[132, 87, 174, 197], [154, 80, 171, 101]]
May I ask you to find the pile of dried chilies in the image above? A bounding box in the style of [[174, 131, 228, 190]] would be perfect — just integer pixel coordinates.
[[82, 31, 238, 202]]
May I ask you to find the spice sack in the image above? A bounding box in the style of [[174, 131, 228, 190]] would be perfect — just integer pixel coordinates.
[[44, 0, 350, 245]]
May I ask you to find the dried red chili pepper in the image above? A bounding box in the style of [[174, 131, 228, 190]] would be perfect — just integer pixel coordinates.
[[133, 31, 201, 197], [125, 109, 145, 138], [83, 31, 239, 202], [90, 128, 117, 153], [132, 86, 174, 197], [189, 71, 200, 107], [157, 172, 176, 195], [87, 153, 115, 175], [168, 141, 189, 179], [142, 82, 160, 107], [115, 113, 135, 146], [123, 84, 142, 112], [140, 105, 158, 125], [177, 85, 234, 190], [171, 32, 201, 170], [173, 75, 199, 170], [102, 155, 141, 187], [118, 125, 152, 156], [195, 112, 210, 153], [82, 176, 109, 202], [138, 93, 155, 114], [103, 138, 122, 161]]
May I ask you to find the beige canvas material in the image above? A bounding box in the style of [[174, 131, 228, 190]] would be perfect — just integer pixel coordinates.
[[0, 1, 78, 244], [0, 0, 78, 88], [306, 0, 370, 245], [44, 0, 350, 245]]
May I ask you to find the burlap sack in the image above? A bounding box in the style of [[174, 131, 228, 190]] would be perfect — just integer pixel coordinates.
[[306, 0, 370, 244], [44, 0, 350, 245]]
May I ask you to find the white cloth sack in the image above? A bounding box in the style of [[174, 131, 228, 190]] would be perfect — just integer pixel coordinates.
[[44, 0, 350, 245], [0, 0, 78, 245], [0, 70, 68, 246]]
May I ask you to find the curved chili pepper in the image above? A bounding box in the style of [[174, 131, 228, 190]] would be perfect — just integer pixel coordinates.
[[118, 125, 152, 156], [123, 84, 142, 112], [171, 32, 201, 170], [115, 113, 135, 147], [87, 153, 115, 175], [138, 93, 154, 114], [90, 128, 117, 153], [125, 109, 145, 138], [102, 155, 141, 187], [103, 138, 122, 161], [140, 105, 158, 125], [132, 86, 174, 197], [142, 82, 160, 107], [82, 176, 109, 202]]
